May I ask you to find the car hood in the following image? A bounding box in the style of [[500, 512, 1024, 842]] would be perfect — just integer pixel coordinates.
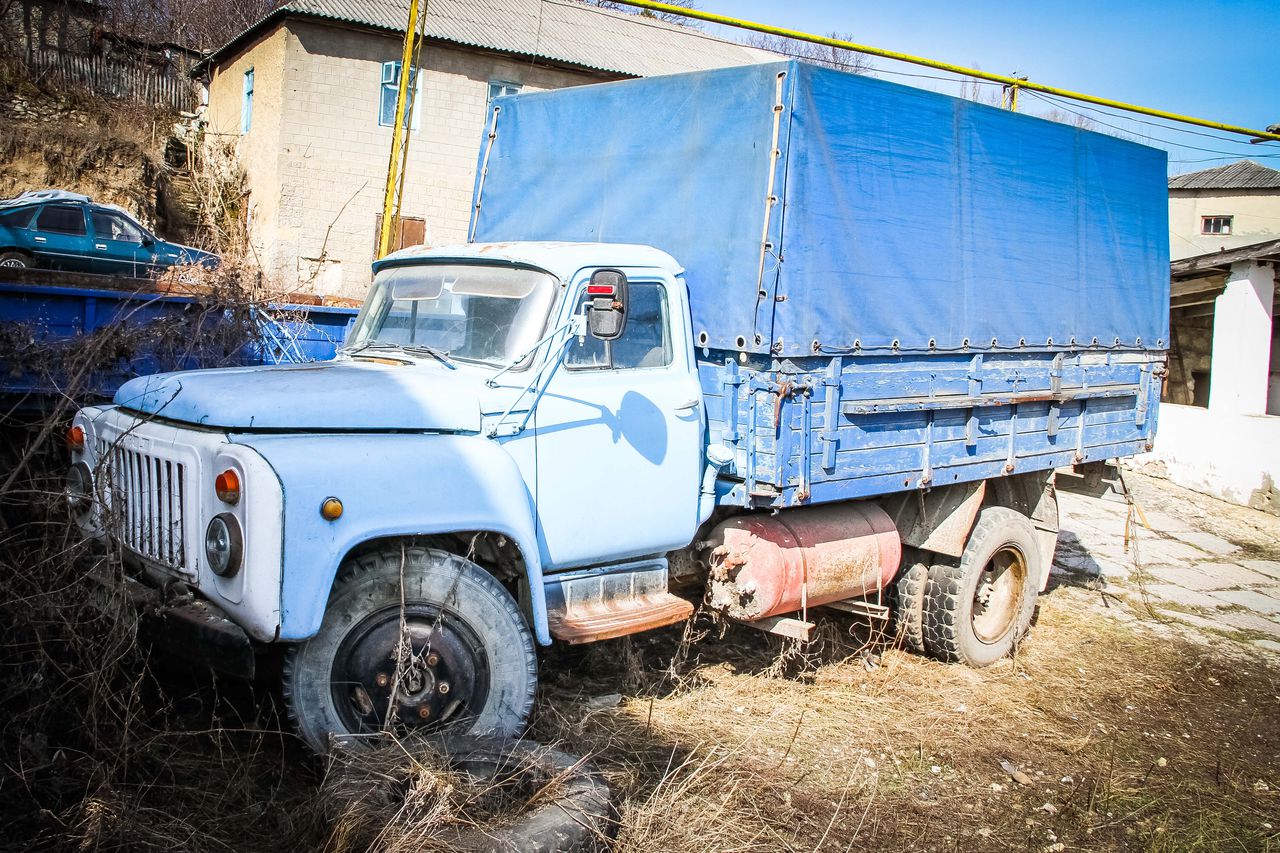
[[156, 241, 219, 264], [113, 359, 482, 432]]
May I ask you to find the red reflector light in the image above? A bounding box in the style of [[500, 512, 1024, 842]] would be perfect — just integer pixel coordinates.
[[66, 425, 85, 451], [215, 469, 241, 504], [586, 284, 615, 296]]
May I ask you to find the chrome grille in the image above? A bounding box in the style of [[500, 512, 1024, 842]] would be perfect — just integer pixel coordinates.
[[106, 441, 187, 571]]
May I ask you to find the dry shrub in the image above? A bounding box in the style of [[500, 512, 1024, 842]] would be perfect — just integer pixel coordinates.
[[0, 263, 331, 852], [320, 734, 589, 853]]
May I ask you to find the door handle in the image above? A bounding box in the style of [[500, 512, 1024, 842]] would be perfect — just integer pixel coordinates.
[[95, 243, 107, 250], [674, 398, 699, 412], [33, 236, 46, 243]]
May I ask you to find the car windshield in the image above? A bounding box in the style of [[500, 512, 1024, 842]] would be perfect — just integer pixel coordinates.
[[346, 263, 557, 365]]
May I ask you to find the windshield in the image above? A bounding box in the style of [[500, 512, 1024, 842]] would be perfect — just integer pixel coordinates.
[[347, 263, 557, 365]]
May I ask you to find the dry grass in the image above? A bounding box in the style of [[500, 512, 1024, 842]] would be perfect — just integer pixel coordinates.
[[532, 589, 1280, 852]]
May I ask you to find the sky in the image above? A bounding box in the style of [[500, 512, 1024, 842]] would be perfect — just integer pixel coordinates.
[[691, 0, 1280, 175]]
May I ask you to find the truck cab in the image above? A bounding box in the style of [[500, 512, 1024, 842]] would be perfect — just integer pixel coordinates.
[[70, 242, 713, 750]]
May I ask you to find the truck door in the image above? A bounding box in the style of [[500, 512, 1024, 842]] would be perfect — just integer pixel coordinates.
[[533, 273, 703, 569]]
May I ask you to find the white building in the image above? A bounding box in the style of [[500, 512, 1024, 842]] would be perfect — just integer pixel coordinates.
[[194, 0, 770, 299], [1137, 160, 1280, 512], [1168, 159, 1280, 261]]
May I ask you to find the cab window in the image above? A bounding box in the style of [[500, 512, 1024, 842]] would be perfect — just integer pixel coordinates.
[[566, 281, 672, 370], [35, 205, 86, 235]]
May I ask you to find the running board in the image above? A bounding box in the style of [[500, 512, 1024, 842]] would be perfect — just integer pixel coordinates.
[[544, 559, 694, 644]]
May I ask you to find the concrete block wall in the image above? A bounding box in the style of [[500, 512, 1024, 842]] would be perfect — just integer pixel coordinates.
[[263, 21, 615, 299], [206, 27, 289, 284]]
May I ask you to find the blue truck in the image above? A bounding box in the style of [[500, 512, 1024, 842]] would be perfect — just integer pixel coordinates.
[[67, 61, 1169, 753]]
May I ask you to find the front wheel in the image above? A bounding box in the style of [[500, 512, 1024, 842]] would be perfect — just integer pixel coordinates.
[[922, 507, 1041, 667], [0, 251, 32, 269], [284, 546, 537, 754]]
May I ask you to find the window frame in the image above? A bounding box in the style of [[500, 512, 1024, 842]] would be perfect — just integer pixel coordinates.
[[378, 61, 423, 131], [564, 279, 673, 372], [241, 67, 254, 134], [486, 80, 522, 109], [90, 208, 147, 244], [0, 207, 36, 229], [1201, 214, 1233, 236], [34, 204, 88, 236]]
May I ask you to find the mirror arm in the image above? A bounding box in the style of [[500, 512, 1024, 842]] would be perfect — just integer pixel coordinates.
[[486, 332, 575, 438], [485, 315, 580, 388]]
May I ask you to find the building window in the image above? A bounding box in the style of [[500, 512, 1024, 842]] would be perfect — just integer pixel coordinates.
[[487, 80, 522, 109], [379, 61, 422, 130], [241, 68, 253, 133], [1201, 215, 1233, 236]]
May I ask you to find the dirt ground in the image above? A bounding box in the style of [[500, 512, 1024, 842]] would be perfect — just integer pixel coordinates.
[[3, 471, 1277, 852], [525, 471, 1280, 852]]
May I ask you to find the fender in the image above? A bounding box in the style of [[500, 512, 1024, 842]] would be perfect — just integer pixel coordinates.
[[233, 431, 549, 644]]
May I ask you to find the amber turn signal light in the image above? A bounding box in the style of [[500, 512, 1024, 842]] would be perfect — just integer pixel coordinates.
[[320, 497, 343, 521], [66, 425, 85, 451], [215, 469, 241, 504]]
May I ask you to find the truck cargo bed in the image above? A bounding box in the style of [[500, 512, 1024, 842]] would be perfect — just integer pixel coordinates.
[[700, 350, 1159, 508], [470, 60, 1168, 508]]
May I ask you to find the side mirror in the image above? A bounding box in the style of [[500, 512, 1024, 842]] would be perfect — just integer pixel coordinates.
[[141, 236, 155, 248], [586, 269, 628, 341]]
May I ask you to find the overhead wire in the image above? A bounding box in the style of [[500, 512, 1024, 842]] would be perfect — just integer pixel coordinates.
[[1023, 90, 1280, 161]]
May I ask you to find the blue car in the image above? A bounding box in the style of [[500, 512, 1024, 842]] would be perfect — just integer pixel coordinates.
[[0, 190, 219, 277]]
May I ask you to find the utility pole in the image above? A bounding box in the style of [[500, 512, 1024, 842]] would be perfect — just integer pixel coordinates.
[[377, 0, 427, 259]]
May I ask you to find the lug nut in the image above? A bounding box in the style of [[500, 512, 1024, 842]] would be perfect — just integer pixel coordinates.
[[375, 672, 389, 688], [418, 706, 431, 719], [438, 681, 450, 694], [426, 653, 439, 667]]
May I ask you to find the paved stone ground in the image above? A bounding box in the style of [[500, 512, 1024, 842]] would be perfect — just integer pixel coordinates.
[[1053, 471, 1280, 656]]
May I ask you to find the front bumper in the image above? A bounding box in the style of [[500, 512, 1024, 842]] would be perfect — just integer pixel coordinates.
[[88, 560, 257, 679]]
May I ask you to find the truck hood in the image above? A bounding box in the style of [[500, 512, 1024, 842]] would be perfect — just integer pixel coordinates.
[[112, 359, 482, 432]]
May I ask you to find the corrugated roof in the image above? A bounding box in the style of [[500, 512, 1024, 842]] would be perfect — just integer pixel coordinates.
[[200, 0, 773, 77], [1168, 159, 1280, 191]]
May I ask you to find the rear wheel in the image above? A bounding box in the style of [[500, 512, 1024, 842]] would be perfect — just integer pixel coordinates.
[[922, 507, 1041, 667], [890, 559, 928, 655], [284, 546, 537, 754], [0, 251, 32, 269]]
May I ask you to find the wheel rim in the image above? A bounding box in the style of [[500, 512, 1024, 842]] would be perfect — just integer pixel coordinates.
[[0, 258, 26, 268], [331, 603, 490, 735], [970, 545, 1028, 644]]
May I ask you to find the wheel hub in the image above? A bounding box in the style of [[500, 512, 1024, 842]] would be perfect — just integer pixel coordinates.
[[332, 604, 489, 735], [970, 546, 1027, 644]]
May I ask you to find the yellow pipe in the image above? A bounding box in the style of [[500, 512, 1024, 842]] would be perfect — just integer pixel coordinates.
[[611, 0, 1280, 143], [377, 0, 424, 259]]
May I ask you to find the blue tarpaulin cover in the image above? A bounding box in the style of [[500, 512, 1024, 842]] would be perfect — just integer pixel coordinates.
[[471, 61, 1169, 357]]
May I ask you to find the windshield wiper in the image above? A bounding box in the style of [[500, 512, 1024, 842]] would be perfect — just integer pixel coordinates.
[[398, 344, 456, 369], [341, 340, 453, 368], [341, 340, 399, 356]]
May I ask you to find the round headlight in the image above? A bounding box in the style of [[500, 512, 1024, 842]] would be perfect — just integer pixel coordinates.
[[65, 461, 92, 514], [205, 513, 244, 578]]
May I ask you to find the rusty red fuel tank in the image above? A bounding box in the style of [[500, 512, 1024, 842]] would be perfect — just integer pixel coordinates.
[[705, 503, 901, 622]]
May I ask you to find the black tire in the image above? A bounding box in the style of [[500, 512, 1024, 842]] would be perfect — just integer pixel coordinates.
[[0, 251, 32, 269], [284, 546, 537, 754], [325, 734, 616, 853], [890, 559, 928, 655], [437, 736, 617, 852], [922, 507, 1041, 667]]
